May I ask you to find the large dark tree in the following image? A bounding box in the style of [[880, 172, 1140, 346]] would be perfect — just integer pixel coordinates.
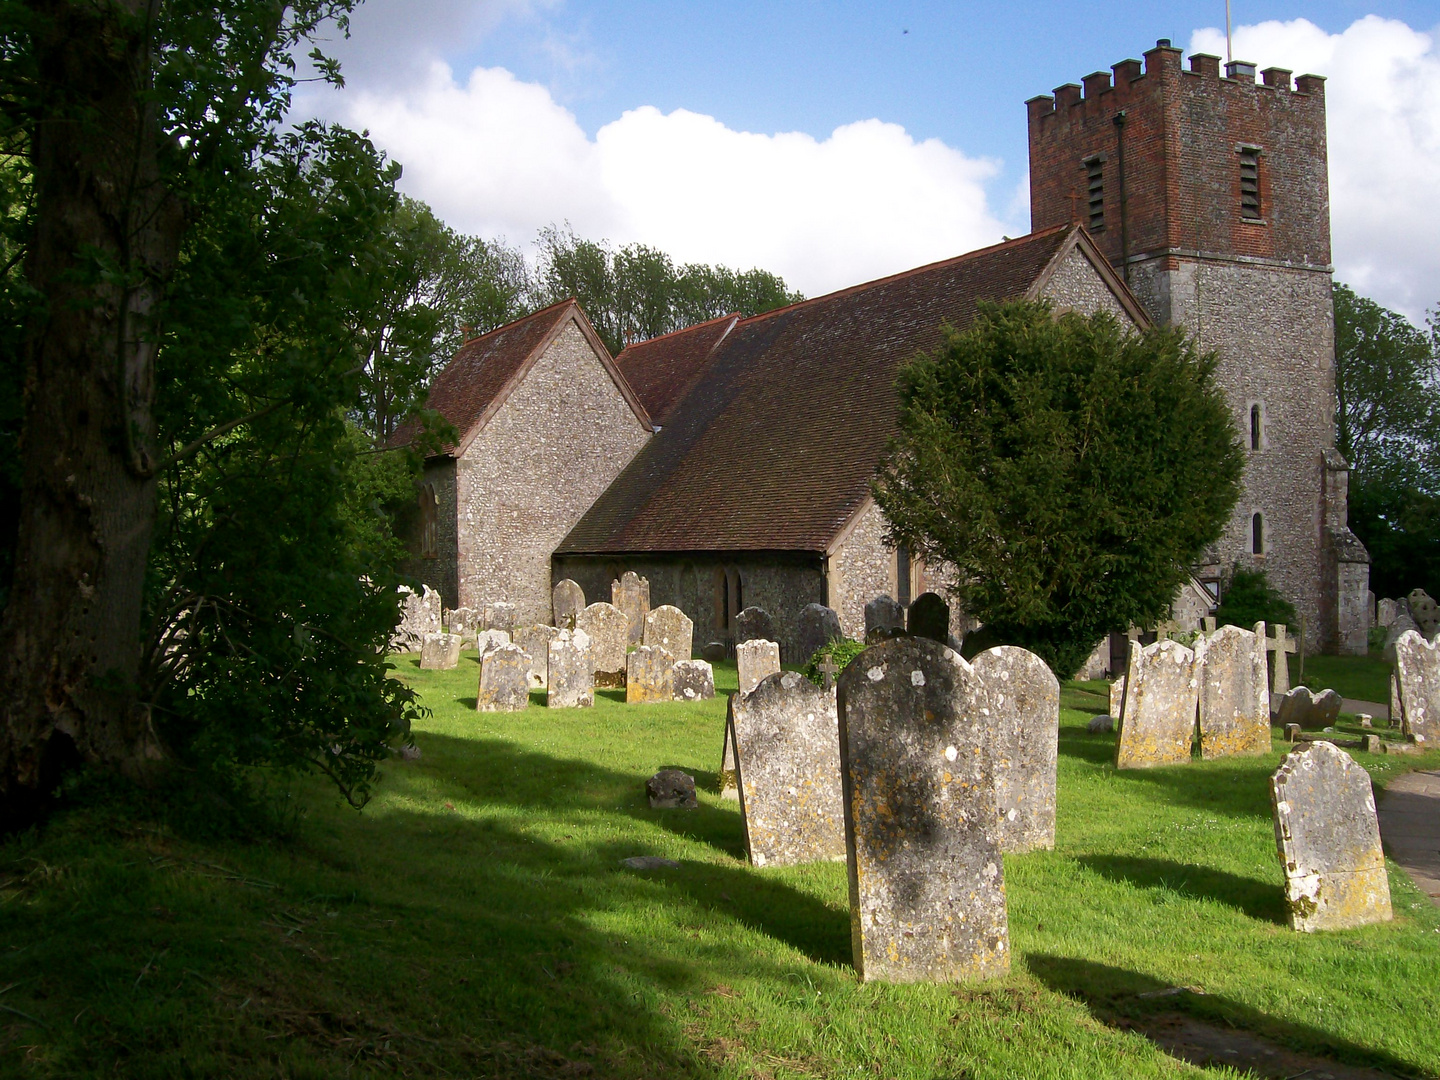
[[874, 300, 1244, 677]]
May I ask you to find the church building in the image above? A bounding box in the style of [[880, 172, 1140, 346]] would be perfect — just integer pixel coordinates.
[[396, 40, 1370, 662]]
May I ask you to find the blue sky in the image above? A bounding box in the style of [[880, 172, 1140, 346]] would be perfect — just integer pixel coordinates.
[[309, 0, 1440, 317]]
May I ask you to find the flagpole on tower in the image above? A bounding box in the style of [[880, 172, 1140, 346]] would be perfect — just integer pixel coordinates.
[[1225, 0, 1233, 64]]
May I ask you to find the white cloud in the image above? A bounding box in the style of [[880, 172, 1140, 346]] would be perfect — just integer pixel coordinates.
[[1191, 16, 1440, 321], [323, 62, 1007, 297]]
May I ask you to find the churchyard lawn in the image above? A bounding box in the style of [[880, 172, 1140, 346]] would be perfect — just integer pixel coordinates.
[[2, 655, 1439, 1078]]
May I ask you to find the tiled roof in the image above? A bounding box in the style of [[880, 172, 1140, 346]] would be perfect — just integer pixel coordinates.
[[557, 227, 1079, 555], [616, 314, 738, 424]]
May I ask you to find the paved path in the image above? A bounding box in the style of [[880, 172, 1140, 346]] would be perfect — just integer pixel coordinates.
[[1342, 697, 1389, 720], [1377, 769, 1440, 901]]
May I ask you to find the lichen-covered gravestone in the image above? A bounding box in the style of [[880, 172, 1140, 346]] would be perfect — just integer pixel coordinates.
[[906, 592, 950, 645], [484, 601, 517, 633], [864, 595, 906, 642], [444, 606, 481, 638], [720, 711, 739, 800], [731, 670, 845, 867], [513, 625, 559, 688], [735, 606, 775, 646], [837, 637, 1009, 984], [1114, 639, 1199, 769], [1275, 686, 1342, 732], [1376, 598, 1397, 628], [797, 603, 843, 663], [612, 571, 650, 645], [547, 630, 593, 709], [1384, 612, 1421, 662], [552, 579, 585, 630], [391, 584, 442, 651], [736, 639, 781, 696], [1196, 622, 1270, 759], [1271, 741, 1392, 931], [1393, 630, 1439, 745], [475, 628, 511, 656], [672, 659, 715, 701], [1108, 676, 1125, 720], [576, 602, 629, 688], [626, 646, 675, 704], [476, 643, 531, 712], [970, 646, 1059, 853], [644, 604, 693, 661], [419, 632, 462, 671]]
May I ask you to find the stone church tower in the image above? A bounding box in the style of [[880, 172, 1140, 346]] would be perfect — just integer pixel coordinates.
[[1027, 40, 1369, 653]]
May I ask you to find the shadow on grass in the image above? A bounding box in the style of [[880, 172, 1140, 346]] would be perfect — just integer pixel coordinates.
[[1057, 727, 1116, 766], [1027, 954, 1424, 1079], [1078, 855, 1286, 924]]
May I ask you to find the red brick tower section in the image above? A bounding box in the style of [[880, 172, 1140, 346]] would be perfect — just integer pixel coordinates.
[[1027, 41, 1369, 654]]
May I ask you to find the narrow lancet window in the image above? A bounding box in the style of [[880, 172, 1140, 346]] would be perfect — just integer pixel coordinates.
[[1251, 513, 1265, 555]]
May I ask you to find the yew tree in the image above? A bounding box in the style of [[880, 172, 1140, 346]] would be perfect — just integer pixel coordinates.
[[874, 300, 1243, 678]]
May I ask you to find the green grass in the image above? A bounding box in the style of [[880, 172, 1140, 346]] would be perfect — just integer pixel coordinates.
[[1293, 650, 1394, 705], [3, 653, 1439, 1078]]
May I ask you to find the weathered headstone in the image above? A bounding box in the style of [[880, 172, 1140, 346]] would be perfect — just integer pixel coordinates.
[[971, 646, 1060, 853], [419, 632, 462, 671], [552, 579, 585, 630], [476, 643, 530, 712], [1196, 622, 1270, 759], [1270, 741, 1392, 931], [1409, 589, 1439, 637], [1108, 676, 1125, 719], [576, 602, 629, 687], [547, 630, 593, 709], [700, 641, 726, 662], [1114, 639, 1199, 769], [720, 711, 739, 800], [1384, 612, 1420, 662], [1265, 624, 1298, 695], [736, 639, 780, 696], [731, 670, 845, 867], [626, 645, 675, 704], [1376, 598, 1398, 629], [391, 584, 443, 651], [474, 628, 512, 655], [673, 659, 715, 701], [643, 604, 693, 661], [906, 592, 950, 645], [612, 571, 650, 645], [734, 606, 775, 646], [646, 769, 697, 809], [797, 603, 843, 663], [864, 595, 906, 641], [513, 625, 559, 688], [1393, 630, 1439, 745], [1275, 686, 1343, 732], [837, 637, 1009, 983], [484, 601, 517, 633], [444, 606, 481, 638]]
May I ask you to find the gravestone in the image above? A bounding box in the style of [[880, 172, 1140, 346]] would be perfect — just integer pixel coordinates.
[[576, 602, 629, 687], [1087, 714, 1114, 734], [513, 625, 559, 688], [1108, 677, 1125, 719], [475, 628, 512, 655], [612, 571, 650, 645], [646, 769, 697, 809], [445, 606, 481, 638], [736, 639, 781, 696], [700, 641, 726, 662], [1265, 624, 1298, 695], [476, 643, 530, 712], [1409, 589, 1439, 637], [1274, 686, 1343, 732], [1384, 612, 1421, 662], [1393, 630, 1439, 745], [906, 592, 950, 645], [971, 646, 1060, 853], [720, 710, 739, 800], [484, 601, 517, 633], [1271, 741, 1392, 931], [547, 630, 594, 709], [731, 670, 845, 867], [419, 632, 462, 671], [552, 579, 585, 630], [1196, 622, 1270, 759], [1114, 639, 1199, 769], [797, 603, 843, 663], [864, 595, 906, 641], [734, 606, 775, 646], [838, 637, 1009, 983], [673, 659, 715, 701], [1376, 598, 1398, 629], [626, 645, 675, 704], [391, 584, 443, 651], [644, 604, 694, 661]]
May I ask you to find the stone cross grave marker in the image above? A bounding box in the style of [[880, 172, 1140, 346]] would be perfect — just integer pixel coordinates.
[[552, 579, 585, 630], [1393, 630, 1439, 746], [626, 645, 675, 704], [1196, 622, 1270, 759], [1266, 624, 1298, 696], [419, 632, 462, 671], [797, 603, 842, 664], [971, 646, 1060, 853], [576, 602, 629, 688], [818, 654, 840, 689], [612, 571, 650, 645], [720, 707, 739, 800], [731, 670, 845, 867], [547, 630, 593, 709], [1271, 741, 1392, 931], [477, 643, 531, 712], [864, 595, 905, 641], [736, 639, 780, 696], [837, 636, 1009, 984], [1410, 589, 1439, 637], [735, 606, 775, 646], [1154, 620, 1179, 642], [484, 601, 517, 633], [643, 604, 694, 661], [672, 659, 714, 701], [906, 592, 950, 645], [1115, 638, 1199, 769], [513, 625, 559, 688]]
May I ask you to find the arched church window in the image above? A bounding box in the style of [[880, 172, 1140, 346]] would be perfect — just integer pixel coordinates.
[[1251, 512, 1265, 556], [714, 568, 729, 631], [419, 483, 438, 559], [1250, 403, 1263, 450], [896, 544, 912, 607]]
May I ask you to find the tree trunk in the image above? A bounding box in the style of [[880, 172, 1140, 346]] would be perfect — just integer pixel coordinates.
[[0, 0, 184, 827]]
